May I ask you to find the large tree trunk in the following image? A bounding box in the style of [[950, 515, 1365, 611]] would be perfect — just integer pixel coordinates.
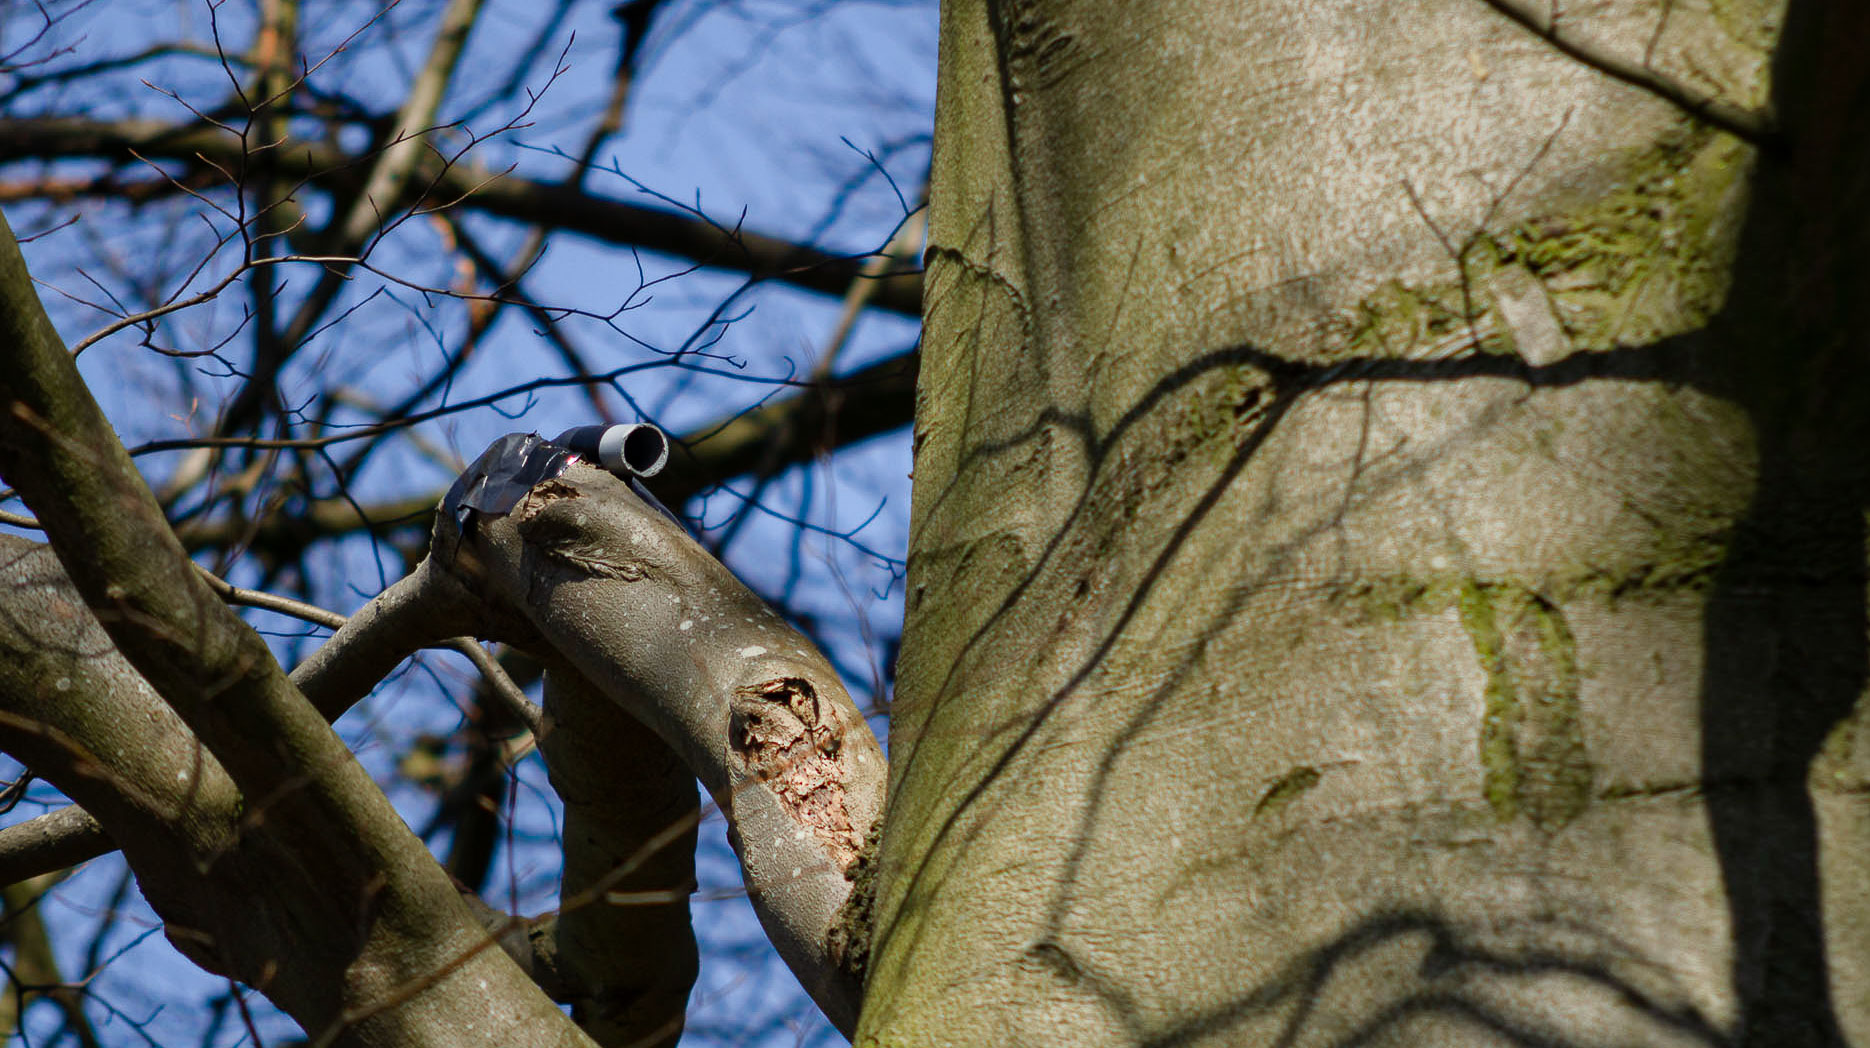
[[870, 0, 1870, 1044]]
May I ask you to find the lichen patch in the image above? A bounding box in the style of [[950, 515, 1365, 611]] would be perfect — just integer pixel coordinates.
[[730, 677, 863, 867]]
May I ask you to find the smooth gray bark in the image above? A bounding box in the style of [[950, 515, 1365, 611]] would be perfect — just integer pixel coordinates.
[[7, 1, 1868, 1044], [536, 665, 699, 1048], [0, 534, 594, 1048], [871, 0, 1870, 1045]]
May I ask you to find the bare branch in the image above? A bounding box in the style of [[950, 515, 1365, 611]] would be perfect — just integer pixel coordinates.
[[659, 347, 919, 506], [0, 872, 104, 1048], [195, 562, 543, 734], [0, 806, 109, 887], [162, 346, 919, 560], [0, 210, 591, 1046], [330, 0, 484, 252], [0, 116, 924, 315]]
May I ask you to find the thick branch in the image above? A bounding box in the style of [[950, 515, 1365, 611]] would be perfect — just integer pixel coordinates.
[[0, 116, 923, 315], [538, 664, 699, 1048], [0, 210, 589, 1046], [0, 556, 540, 884], [441, 458, 887, 1036], [0, 212, 323, 808]]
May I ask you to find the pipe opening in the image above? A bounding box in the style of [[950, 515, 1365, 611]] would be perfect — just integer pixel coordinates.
[[617, 424, 670, 478], [553, 423, 669, 479]]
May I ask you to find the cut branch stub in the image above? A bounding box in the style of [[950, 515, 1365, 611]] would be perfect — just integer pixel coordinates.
[[433, 436, 886, 1037]]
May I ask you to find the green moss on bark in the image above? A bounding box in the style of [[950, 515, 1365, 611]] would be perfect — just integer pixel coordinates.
[[1315, 127, 1752, 368], [1332, 576, 1602, 829], [1253, 765, 1322, 818], [1507, 129, 1751, 353], [1456, 582, 1593, 831]]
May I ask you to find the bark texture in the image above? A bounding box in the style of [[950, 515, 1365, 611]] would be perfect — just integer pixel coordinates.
[[536, 664, 699, 1048], [437, 460, 888, 1036], [0, 534, 591, 1048], [872, 0, 1870, 1045]]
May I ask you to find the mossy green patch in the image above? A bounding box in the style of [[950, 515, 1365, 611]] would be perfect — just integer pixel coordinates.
[[828, 819, 883, 989], [1707, 0, 1783, 61], [1177, 361, 1279, 472], [1316, 126, 1751, 368], [1556, 522, 1733, 603], [1341, 575, 1469, 624], [1254, 765, 1322, 818], [1328, 271, 1513, 365], [1456, 581, 1594, 831], [1504, 127, 1751, 353], [1337, 528, 1730, 626], [1457, 582, 1516, 819]]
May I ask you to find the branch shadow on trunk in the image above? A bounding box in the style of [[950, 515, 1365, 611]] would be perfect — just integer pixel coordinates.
[[882, 0, 1870, 1026], [1695, 1, 1870, 1044]]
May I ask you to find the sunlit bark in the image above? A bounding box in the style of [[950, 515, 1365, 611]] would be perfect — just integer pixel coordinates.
[[872, 0, 1870, 1044]]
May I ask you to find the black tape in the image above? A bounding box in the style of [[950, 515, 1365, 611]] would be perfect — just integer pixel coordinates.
[[442, 432, 576, 521]]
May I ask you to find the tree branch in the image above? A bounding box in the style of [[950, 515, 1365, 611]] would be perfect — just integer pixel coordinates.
[[165, 347, 920, 558], [0, 116, 924, 315], [0, 873, 103, 1048], [536, 664, 698, 1048], [0, 209, 590, 1046], [658, 347, 919, 506], [439, 455, 887, 1036], [222, 0, 487, 434], [0, 805, 109, 887], [196, 561, 544, 735]]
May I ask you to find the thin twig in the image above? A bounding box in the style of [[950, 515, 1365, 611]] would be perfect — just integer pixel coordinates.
[[193, 564, 543, 735]]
